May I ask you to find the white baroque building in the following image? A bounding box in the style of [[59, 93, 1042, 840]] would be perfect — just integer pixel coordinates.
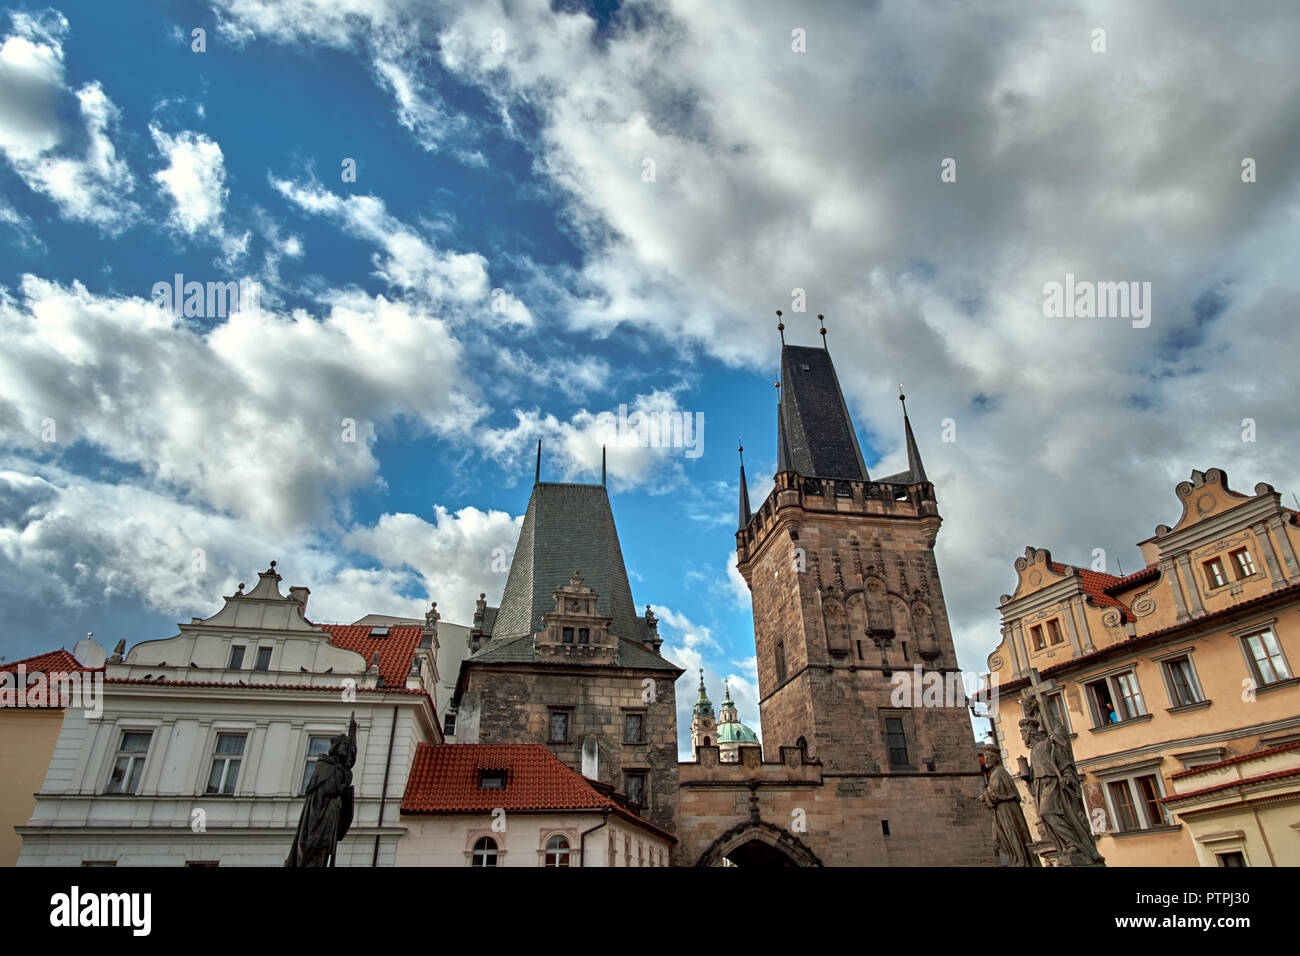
[[17, 564, 442, 867]]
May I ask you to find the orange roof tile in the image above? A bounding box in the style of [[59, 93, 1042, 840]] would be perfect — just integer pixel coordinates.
[[1048, 563, 1134, 621], [0, 648, 97, 708], [321, 623, 422, 688], [401, 743, 677, 842]]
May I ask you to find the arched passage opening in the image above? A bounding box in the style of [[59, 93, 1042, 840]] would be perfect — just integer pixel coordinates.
[[695, 820, 823, 867]]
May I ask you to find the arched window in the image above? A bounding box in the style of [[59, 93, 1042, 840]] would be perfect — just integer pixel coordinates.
[[703, 736, 711, 747], [472, 836, 498, 867], [796, 735, 807, 753], [545, 835, 571, 867]]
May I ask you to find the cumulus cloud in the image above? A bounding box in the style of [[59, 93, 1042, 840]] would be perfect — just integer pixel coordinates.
[[0, 276, 484, 533], [0, 13, 137, 231], [149, 126, 247, 258]]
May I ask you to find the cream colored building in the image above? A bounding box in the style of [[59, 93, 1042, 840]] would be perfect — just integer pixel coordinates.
[[984, 468, 1300, 866]]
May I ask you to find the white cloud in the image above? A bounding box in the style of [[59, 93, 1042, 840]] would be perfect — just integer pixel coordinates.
[[0, 276, 484, 534], [150, 127, 229, 238], [0, 14, 137, 231]]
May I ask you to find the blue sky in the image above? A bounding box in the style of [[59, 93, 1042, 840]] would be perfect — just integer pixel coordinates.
[[2, 0, 1298, 757]]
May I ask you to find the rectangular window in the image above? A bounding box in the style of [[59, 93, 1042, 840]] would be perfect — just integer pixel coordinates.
[[774, 642, 786, 683], [300, 735, 332, 793], [1046, 619, 1065, 645], [206, 733, 246, 795], [1230, 548, 1256, 579], [625, 772, 646, 806], [1135, 774, 1165, 827], [549, 710, 570, 743], [1045, 692, 1070, 733], [1203, 558, 1227, 588], [186, 861, 220, 868], [443, 713, 457, 736], [578, 627, 590, 645], [228, 645, 245, 669], [623, 712, 644, 743], [478, 770, 507, 790], [1162, 656, 1201, 707], [106, 731, 152, 794], [1217, 851, 1246, 867], [1030, 625, 1045, 651], [562, 627, 575, 644], [253, 646, 272, 671], [1107, 780, 1140, 831], [1242, 629, 1291, 685], [884, 717, 909, 767], [1114, 671, 1145, 719], [1087, 670, 1146, 726]]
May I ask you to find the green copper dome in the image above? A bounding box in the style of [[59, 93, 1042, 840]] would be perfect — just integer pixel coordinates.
[[716, 721, 759, 743]]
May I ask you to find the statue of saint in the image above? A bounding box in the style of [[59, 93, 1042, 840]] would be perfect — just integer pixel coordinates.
[[286, 713, 357, 867], [1019, 709, 1104, 866], [979, 745, 1039, 866]]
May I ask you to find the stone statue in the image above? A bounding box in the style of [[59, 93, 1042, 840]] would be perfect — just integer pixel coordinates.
[[1019, 704, 1104, 866], [286, 713, 357, 867], [979, 745, 1039, 866]]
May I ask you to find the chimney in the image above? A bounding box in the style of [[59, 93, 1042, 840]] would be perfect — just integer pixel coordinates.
[[289, 586, 310, 612]]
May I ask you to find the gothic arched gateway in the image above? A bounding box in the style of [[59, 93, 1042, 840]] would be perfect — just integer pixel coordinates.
[[694, 820, 823, 867]]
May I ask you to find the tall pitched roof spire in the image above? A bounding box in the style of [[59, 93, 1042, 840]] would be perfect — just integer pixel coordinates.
[[899, 383, 928, 484], [535, 439, 542, 484], [693, 668, 714, 718], [775, 342, 869, 481], [738, 438, 752, 530]]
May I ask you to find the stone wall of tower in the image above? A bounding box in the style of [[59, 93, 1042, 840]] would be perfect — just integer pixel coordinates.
[[741, 474, 974, 778], [460, 664, 680, 840]]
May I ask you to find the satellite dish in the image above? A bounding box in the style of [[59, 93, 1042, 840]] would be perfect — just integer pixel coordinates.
[[73, 635, 107, 669]]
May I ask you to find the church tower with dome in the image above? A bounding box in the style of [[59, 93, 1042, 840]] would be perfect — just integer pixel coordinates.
[[715, 682, 760, 762]]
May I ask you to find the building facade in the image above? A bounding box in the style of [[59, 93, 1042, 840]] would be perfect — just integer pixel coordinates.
[[984, 468, 1300, 866], [17, 564, 442, 866]]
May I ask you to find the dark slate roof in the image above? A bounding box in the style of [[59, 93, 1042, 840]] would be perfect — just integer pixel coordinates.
[[471, 481, 677, 673], [777, 344, 869, 481]]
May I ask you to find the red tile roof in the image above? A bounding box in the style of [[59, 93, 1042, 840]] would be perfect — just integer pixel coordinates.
[[321, 623, 422, 688], [103, 677, 427, 695], [1169, 740, 1300, 780], [3, 649, 93, 675], [1162, 766, 1300, 803], [1048, 563, 1134, 621], [1105, 565, 1161, 591], [401, 743, 675, 841], [1, 649, 98, 708]]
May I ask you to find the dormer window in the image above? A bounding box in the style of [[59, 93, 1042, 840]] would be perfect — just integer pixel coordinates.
[[478, 769, 507, 790], [1230, 548, 1255, 579], [1203, 558, 1227, 589], [370, 626, 389, 639]]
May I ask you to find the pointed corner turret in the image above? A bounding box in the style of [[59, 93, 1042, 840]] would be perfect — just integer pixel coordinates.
[[738, 439, 752, 530], [899, 385, 928, 485]]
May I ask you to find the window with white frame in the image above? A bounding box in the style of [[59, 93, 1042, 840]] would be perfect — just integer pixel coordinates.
[[1241, 628, 1291, 686], [300, 735, 332, 793], [544, 834, 571, 867], [1161, 655, 1204, 708], [1085, 670, 1146, 727], [1045, 691, 1071, 733], [253, 646, 272, 671], [1230, 548, 1256, 579], [1203, 557, 1228, 589], [1103, 771, 1167, 832], [105, 731, 152, 794], [205, 733, 246, 795], [228, 645, 245, 669], [471, 836, 498, 867]]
